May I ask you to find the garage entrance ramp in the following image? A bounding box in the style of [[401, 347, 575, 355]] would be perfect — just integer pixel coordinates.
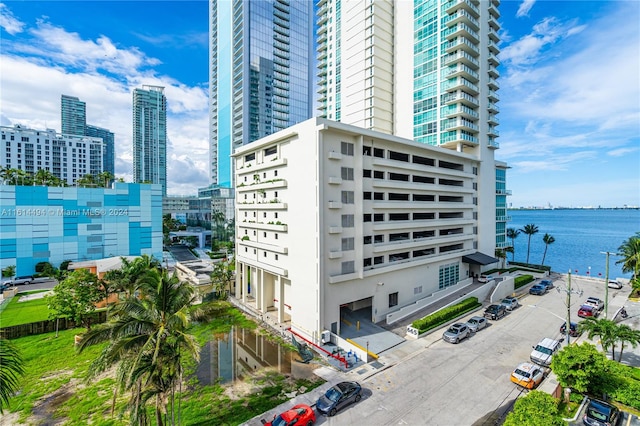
[[340, 307, 405, 355]]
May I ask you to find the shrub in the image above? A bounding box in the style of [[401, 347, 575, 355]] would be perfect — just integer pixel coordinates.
[[514, 275, 534, 289], [509, 261, 550, 273], [411, 297, 481, 333]]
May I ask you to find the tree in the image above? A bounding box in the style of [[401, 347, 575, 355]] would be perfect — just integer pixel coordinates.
[[551, 343, 608, 393], [615, 324, 640, 362], [540, 233, 555, 265], [1, 265, 16, 280], [579, 317, 619, 359], [519, 224, 539, 264], [210, 260, 234, 299], [495, 249, 507, 269], [503, 390, 564, 426], [77, 270, 221, 426], [616, 232, 640, 291], [47, 269, 104, 331], [0, 338, 25, 413], [506, 228, 520, 261]]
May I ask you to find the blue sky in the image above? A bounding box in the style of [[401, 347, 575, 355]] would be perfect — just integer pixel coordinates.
[[1, 1, 638, 207]]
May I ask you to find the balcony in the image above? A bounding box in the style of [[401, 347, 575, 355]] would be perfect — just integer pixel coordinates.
[[488, 102, 499, 113], [446, 37, 480, 57], [443, 77, 479, 95], [442, 118, 479, 132], [443, 64, 479, 82], [488, 77, 499, 90], [488, 65, 500, 78], [442, 51, 479, 69], [446, 9, 479, 31], [488, 27, 499, 43], [439, 130, 479, 150], [488, 90, 499, 102], [488, 114, 499, 125], [495, 189, 512, 196], [488, 126, 500, 137], [488, 137, 500, 149], [444, 23, 479, 43], [488, 40, 500, 54], [488, 52, 500, 66], [445, 104, 479, 120], [445, 0, 480, 18], [441, 90, 479, 107]]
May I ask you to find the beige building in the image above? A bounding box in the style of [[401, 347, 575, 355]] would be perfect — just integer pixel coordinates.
[[232, 118, 497, 343]]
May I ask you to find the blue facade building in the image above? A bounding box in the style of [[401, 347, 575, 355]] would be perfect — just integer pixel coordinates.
[[0, 183, 162, 276]]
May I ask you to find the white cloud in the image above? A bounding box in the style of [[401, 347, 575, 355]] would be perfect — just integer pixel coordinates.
[[608, 147, 639, 157], [0, 5, 210, 195], [516, 0, 536, 18], [0, 3, 24, 34]]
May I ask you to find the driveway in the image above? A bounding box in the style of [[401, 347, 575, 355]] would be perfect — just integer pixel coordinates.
[[244, 274, 635, 425]]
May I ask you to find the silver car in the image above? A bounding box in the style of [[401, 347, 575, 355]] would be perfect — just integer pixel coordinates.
[[500, 297, 519, 311], [466, 316, 488, 332], [442, 323, 471, 344]]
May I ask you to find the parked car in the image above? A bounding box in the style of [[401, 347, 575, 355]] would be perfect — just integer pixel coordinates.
[[262, 404, 316, 426], [510, 362, 545, 389], [484, 304, 507, 320], [442, 323, 471, 343], [560, 322, 581, 338], [0, 283, 9, 293], [465, 316, 488, 333], [11, 275, 33, 285], [539, 279, 554, 289], [530, 338, 561, 366], [578, 305, 599, 318], [500, 297, 519, 311], [529, 284, 548, 295], [478, 275, 494, 283], [316, 381, 362, 417], [583, 398, 620, 426], [584, 297, 605, 312], [608, 280, 623, 289]]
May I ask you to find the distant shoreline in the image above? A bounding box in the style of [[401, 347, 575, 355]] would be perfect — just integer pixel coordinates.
[[509, 207, 639, 211]]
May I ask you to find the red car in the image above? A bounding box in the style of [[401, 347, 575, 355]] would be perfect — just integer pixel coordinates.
[[578, 305, 599, 318], [262, 404, 316, 426]]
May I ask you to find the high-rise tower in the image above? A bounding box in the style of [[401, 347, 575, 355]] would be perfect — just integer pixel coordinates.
[[208, 0, 315, 187], [61, 95, 87, 136], [60, 95, 115, 176], [133, 85, 167, 195], [316, 0, 504, 256]]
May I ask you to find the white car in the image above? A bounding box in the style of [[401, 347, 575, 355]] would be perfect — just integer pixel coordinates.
[[608, 280, 623, 289], [466, 316, 488, 333]]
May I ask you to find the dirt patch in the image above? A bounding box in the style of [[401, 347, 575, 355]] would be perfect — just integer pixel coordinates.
[[29, 379, 77, 426]]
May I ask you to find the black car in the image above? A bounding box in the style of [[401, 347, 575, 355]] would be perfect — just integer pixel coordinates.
[[483, 304, 507, 320], [529, 284, 548, 295], [583, 398, 619, 426], [316, 381, 362, 416], [560, 322, 580, 337]]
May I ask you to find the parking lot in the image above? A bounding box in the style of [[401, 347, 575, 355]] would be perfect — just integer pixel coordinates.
[[255, 275, 636, 426]]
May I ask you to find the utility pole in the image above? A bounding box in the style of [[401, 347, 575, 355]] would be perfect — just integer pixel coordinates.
[[556, 270, 583, 344], [600, 251, 618, 319]]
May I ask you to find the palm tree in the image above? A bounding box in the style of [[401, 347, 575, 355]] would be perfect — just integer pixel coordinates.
[[580, 317, 619, 359], [615, 324, 640, 362], [78, 270, 219, 425], [506, 228, 520, 261], [495, 249, 507, 269], [0, 338, 25, 413], [616, 232, 640, 287], [520, 224, 539, 264], [541, 233, 556, 265]]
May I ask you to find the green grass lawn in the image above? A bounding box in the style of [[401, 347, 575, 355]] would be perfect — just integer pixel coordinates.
[[5, 302, 324, 425], [0, 291, 52, 327]]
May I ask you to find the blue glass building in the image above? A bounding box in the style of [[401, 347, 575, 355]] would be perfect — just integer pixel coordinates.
[[0, 183, 162, 276], [209, 0, 315, 187]]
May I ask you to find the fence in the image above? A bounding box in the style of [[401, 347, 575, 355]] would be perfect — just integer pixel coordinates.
[[0, 311, 107, 339]]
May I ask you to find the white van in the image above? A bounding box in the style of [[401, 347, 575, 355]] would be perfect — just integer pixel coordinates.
[[530, 338, 561, 366]]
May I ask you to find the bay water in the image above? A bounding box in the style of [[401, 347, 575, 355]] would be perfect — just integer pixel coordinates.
[[507, 209, 640, 279]]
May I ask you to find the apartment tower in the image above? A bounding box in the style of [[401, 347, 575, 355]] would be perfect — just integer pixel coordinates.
[[317, 0, 504, 254], [208, 0, 315, 187], [133, 85, 167, 195]]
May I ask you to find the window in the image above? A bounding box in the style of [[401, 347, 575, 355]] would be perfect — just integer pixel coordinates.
[[439, 263, 460, 289], [341, 142, 354, 156], [364, 236, 372, 244], [389, 292, 398, 307], [341, 261, 355, 274], [275, 254, 279, 260], [373, 170, 384, 179], [364, 214, 372, 222], [364, 258, 372, 267], [374, 213, 384, 222], [264, 232, 267, 237], [341, 237, 354, 251], [341, 167, 354, 180], [341, 191, 354, 204], [363, 169, 372, 178], [363, 192, 372, 200], [374, 256, 384, 265], [342, 214, 354, 227], [374, 192, 384, 200]]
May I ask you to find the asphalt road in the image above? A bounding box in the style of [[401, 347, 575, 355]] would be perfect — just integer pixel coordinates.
[[299, 275, 637, 426], [3, 277, 58, 292]]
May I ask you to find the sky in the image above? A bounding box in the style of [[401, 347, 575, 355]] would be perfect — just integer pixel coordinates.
[[0, 0, 638, 207]]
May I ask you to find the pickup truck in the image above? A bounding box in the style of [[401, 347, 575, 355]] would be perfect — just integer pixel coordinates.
[[583, 297, 604, 312]]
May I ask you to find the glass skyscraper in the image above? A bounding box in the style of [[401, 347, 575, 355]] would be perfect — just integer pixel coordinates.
[[60, 95, 115, 176], [133, 85, 167, 195], [209, 0, 315, 187]]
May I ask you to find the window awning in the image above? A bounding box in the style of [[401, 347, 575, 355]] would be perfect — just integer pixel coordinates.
[[462, 252, 499, 265]]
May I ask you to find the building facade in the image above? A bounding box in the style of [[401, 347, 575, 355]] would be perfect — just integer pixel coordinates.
[[61, 95, 115, 175], [208, 0, 315, 187], [233, 118, 496, 343], [1, 125, 104, 186], [133, 86, 167, 195], [0, 183, 163, 276]]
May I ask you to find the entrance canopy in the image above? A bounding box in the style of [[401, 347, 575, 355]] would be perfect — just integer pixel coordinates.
[[462, 252, 499, 265]]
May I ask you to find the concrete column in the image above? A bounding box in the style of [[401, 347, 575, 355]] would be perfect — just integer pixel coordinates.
[[257, 269, 264, 312], [235, 262, 242, 299], [277, 275, 284, 322]]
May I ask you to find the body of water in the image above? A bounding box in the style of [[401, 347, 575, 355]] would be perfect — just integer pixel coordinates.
[[507, 209, 639, 279]]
